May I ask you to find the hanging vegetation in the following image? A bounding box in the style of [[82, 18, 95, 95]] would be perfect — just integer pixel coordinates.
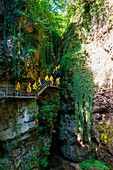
[[60, 0, 106, 150], [2, 0, 65, 80]]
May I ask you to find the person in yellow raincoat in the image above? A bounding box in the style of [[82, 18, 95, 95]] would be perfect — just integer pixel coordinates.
[[45, 74, 49, 85], [52, 69, 55, 74], [27, 83, 31, 97], [50, 75, 53, 85], [57, 64, 60, 70], [55, 66, 58, 72], [16, 82, 20, 96], [32, 82, 37, 95], [56, 77, 60, 86], [37, 77, 41, 90]]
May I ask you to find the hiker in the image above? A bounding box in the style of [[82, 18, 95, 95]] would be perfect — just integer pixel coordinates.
[[41, 77, 45, 87], [50, 75, 53, 85], [52, 68, 55, 74], [16, 82, 20, 96], [56, 77, 60, 86], [32, 82, 37, 94], [37, 77, 41, 90], [55, 66, 58, 72], [45, 74, 49, 85], [57, 64, 60, 70], [27, 83, 31, 97]]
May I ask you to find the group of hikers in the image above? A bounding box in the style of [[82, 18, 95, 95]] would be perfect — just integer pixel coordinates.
[[52, 64, 60, 74], [16, 75, 60, 97], [16, 64, 60, 96]]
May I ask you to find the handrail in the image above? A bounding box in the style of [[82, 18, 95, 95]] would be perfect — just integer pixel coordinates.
[[0, 81, 59, 99], [0, 84, 15, 87], [0, 66, 60, 99]]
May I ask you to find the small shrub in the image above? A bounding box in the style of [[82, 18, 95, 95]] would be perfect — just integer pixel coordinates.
[[0, 165, 3, 170], [33, 113, 37, 119], [0, 159, 3, 170], [80, 157, 109, 170]]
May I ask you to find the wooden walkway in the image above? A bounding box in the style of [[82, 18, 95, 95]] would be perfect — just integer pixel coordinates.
[[0, 81, 59, 99]]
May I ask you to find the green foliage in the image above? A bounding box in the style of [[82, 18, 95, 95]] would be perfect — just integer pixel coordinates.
[[28, 102, 39, 129], [24, 144, 39, 169], [26, 0, 62, 74], [0, 165, 3, 170], [33, 113, 37, 119], [2, 0, 62, 79], [40, 146, 50, 167], [38, 136, 50, 168], [73, 59, 94, 149], [23, 97, 59, 169], [0, 159, 3, 170], [2, 0, 107, 79], [26, 165, 33, 170], [80, 154, 109, 170], [39, 94, 60, 133], [13, 122, 19, 135], [61, 18, 95, 150], [28, 102, 38, 114], [60, 0, 107, 152], [2, 0, 27, 78]]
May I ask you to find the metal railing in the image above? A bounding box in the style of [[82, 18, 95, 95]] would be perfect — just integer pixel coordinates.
[[0, 81, 59, 99], [0, 66, 60, 99], [0, 84, 16, 97]]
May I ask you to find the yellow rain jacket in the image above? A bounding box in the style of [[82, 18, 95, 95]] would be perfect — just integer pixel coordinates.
[[16, 82, 20, 91], [55, 66, 58, 71], [57, 64, 60, 69], [50, 76, 53, 82], [37, 79, 41, 86], [33, 82, 37, 90], [27, 83, 31, 93], [56, 78, 60, 85], [45, 75, 49, 81], [52, 69, 55, 74]]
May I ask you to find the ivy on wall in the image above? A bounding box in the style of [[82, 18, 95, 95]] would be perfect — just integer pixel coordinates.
[[2, 0, 62, 80], [61, 32, 95, 149], [60, 0, 107, 149]]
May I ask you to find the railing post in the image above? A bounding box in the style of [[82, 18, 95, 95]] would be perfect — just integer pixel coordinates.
[[49, 80, 50, 87], [20, 89, 21, 98], [6, 86, 8, 96], [36, 88, 38, 98], [14, 86, 16, 98], [36, 88, 38, 97]]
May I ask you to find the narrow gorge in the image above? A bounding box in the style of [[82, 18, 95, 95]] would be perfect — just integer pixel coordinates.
[[0, 0, 113, 170]]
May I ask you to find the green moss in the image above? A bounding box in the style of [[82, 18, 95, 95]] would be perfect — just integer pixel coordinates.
[[80, 159, 109, 170], [0, 159, 3, 170], [96, 122, 113, 148]]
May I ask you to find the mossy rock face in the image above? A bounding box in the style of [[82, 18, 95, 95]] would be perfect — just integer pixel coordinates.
[[92, 113, 113, 170], [96, 116, 113, 155]]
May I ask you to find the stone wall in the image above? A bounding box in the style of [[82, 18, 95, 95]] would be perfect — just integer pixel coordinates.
[[0, 98, 52, 169], [0, 87, 59, 170], [59, 72, 90, 163], [58, 1, 113, 168], [86, 1, 113, 168], [92, 87, 113, 169]]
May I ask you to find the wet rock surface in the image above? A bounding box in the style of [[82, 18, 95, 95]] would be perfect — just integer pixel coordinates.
[[0, 99, 52, 169], [92, 88, 113, 170], [58, 75, 90, 163], [59, 80, 113, 169], [59, 113, 89, 162], [47, 155, 82, 170]]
